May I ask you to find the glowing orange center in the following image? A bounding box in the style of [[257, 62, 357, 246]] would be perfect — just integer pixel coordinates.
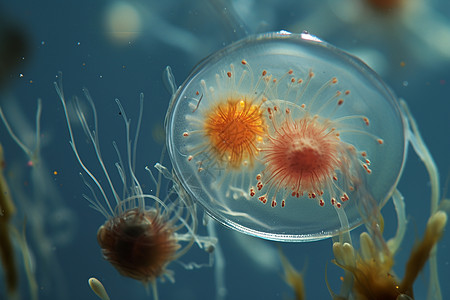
[[204, 99, 264, 168]]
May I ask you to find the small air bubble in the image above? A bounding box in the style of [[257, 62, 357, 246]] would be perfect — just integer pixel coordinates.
[[402, 81, 408, 87]]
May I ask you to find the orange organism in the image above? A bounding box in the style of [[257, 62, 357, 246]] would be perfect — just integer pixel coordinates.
[[182, 60, 266, 171], [203, 98, 264, 169]]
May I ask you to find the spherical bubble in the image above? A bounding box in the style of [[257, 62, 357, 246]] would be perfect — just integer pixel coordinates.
[[165, 31, 406, 242]]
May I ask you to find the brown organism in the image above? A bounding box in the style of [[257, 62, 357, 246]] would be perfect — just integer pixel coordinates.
[[55, 77, 213, 299], [97, 208, 180, 284]]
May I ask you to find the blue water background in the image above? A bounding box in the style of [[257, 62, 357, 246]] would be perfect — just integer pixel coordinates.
[[1, 1, 449, 299]]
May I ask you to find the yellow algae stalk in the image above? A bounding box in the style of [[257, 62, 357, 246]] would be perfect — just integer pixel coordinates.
[[279, 248, 306, 300], [0, 143, 18, 294]]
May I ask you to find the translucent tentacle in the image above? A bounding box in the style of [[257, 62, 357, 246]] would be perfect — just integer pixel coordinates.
[[387, 189, 407, 255], [400, 100, 442, 300]]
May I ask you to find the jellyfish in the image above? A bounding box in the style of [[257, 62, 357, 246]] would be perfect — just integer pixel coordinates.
[[165, 31, 407, 242], [55, 75, 217, 300]]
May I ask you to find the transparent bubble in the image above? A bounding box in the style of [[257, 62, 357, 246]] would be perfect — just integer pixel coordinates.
[[165, 31, 406, 242]]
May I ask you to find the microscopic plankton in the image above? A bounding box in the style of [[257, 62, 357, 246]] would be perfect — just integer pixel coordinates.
[[165, 31, 407, 242], [55, 75, 216, 299]]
